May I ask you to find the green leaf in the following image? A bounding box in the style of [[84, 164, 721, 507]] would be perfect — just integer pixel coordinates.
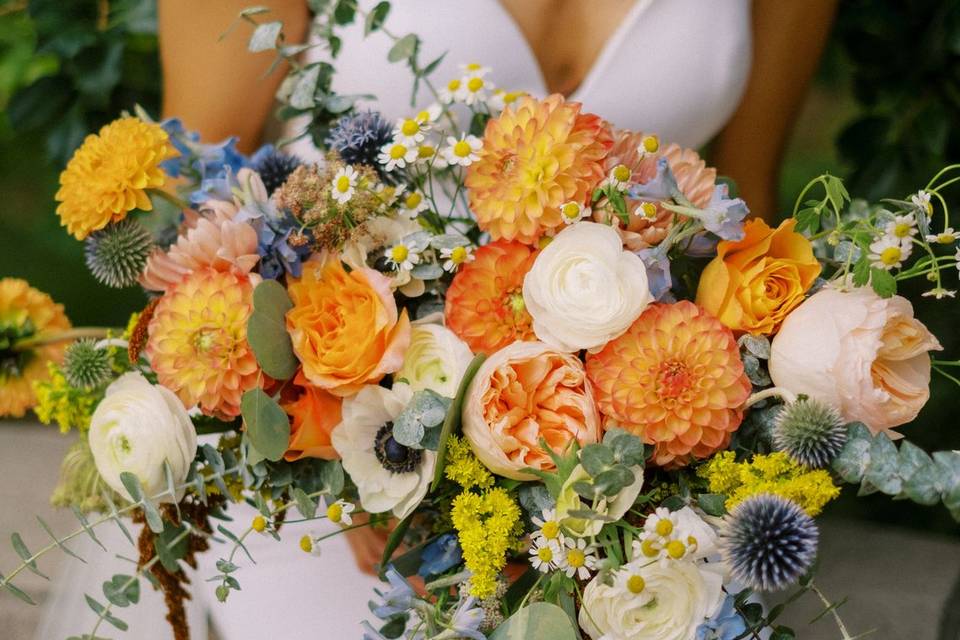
[[864, 431, 901, 495], [141, 496, 165, 534], [85, 593, 128, 630], [119, 472, 143, 502], [851, 254, 871, 287], [899, 441, 940, 506], [387, 33, 418, 63], [102, 574, 140, 608], [155, 522, 189, 573], [363, 1, 390, 35], [832, 422, 873, 483], [246, 280, 298, 380], [332, 0, 356, 25], [0, 573, 35, 605], [241, 388, 291, 462], [697, 493, 728, 516], [869, 267, 897, 298], [11, 533, 47, 579], [289, 64, 322, 110], [490, 602, 578, 640], [794, 207, 820, 234], [580, 444, 614, 476], [421, 52, 447, 76], [823, 175, 850, 213], [248, 21, 282, 52], [378, 513, 414, 579], [432, 354, 486, 491], [292, 487, 317, 519]]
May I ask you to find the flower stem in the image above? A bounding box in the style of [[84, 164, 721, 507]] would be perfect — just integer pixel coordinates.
[[12, 327, 117, 352], [744, 386, 797, 408]]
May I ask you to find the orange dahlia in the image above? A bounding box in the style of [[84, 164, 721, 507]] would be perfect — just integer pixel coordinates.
[[594, 130, 717, 251], [466, 94, 612, 244], [586, 301, 751, 467], [0, 278, 71, 417], [444, 240, 537, 356], [146, 268, 260, 418], [56, 117, 176, 240]]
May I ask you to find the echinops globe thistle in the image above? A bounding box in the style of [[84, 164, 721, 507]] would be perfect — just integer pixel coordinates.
[[62, 339, 112, 390], [250, 145, 303, 195], [772, 397, 847, 468], [327, 110, 394, 175], [84, 218, 154, 288], [720, 494, 818, 592]]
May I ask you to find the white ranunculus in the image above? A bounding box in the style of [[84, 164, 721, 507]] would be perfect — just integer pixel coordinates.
[[580, 559, 725, 640], [397, 323, 474, 397], [522, 222, 652, 352], [769, 286, 941, 435], [331, 383, 436, 519], [88, 372, 197, 503]]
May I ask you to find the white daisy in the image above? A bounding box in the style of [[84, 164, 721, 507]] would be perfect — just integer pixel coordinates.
[[326, 499, 355, 526], [413, 103, 443, 124], [559, 201, 589, 225], [634, 506, 718, 564], [330, 165, 358, 204], [605, 164, 632, 191], [442, 134, 482, 167], [926, 228, 960, 245], [399, 191, 428, 218], [558, 538, 597, 580], [415, 140, 446, 168], [387, 241, 421, 272], [911, 190, 933, 214], [636, 134, 660, 157], [922, 287, 956, 299], [440, 245, 475, 272], [884, 213, 918, 241], [531, 508, 565, 545], [528, 538, 560, 573], [869, 235, 911, 271], [378, 140, 418, 171], [439, 77, 464, 104], [459, 62, 491, 77], [299, 532, 323, 557], [635, 201, 659, 219], [612, 564, 650, 599], [375, 183, 405, 207], [487, 88, 525, 111], [392, 116, 428, 145]]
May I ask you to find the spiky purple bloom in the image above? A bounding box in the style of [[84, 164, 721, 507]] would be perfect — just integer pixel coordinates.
[[327, 110, 394, 174], [250, 144, 303, 194]]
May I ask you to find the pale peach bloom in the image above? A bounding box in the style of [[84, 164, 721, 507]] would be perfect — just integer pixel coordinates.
[[462, 341, 601, 480], [769, 286, 942, 435]]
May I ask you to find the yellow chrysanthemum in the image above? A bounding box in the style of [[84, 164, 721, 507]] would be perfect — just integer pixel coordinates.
[[0, 278, 71, 417], [146, 269, 260, 419], [466, 94, 612, 244], [56, 117, 176, 240]]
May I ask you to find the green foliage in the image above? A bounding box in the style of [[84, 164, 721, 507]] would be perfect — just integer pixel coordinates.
[[431, 353, 486, 490], [392, 388, 451, 450], [240, 388, 291, 462], [573, 429, 646, 500], [246, 279, 298, 380], [490, 602, 578, 640], [3, 0, 161, 164]]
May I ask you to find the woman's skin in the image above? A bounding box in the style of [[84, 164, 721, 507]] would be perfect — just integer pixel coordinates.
[[159, 0, 838, 572]]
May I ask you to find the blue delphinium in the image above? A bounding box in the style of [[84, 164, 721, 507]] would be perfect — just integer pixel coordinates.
[[637, 246, 674, 301], [233, 184, 312, 280], [448, 597, 486, 640], [327, 110, 394, 175], [696, 595, 748, 640], [362, 566, 419, 640], [418, 533, 463, 578], [159, 118, 249, 205]]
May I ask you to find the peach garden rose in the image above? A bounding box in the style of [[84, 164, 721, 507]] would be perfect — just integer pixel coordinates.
[[462, 341, 601, 480]]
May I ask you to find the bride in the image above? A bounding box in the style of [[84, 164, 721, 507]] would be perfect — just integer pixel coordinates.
[[37, 1, 836, 638]]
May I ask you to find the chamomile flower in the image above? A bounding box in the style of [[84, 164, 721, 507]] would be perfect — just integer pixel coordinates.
[[443, 134, 482, 167], [531, 508, 565, 545], [399, 191, 429, 218], [387, 241, 421, 272], [605, 164, 632, 191], [416, 141, 445, 167], [462, 74, 494, 106], [636, 134, 660, 156], [488, 88, 525, 111], [911, 190, 933, 214], [378, 140, 418, 171], [392, 116, 429, 145], [326, 499, 355, 526], [459, 62, 491, 77], [413, 103, 443, 124], [922, 287, 956, 299], [636, 201, 659, 219], [528, 537, 560, 573], [330, 165, 359, 204], [440, 77, 464, 103], [869, 235, 911, 270], [559, 201, 589, 225], [558, 538, 597, 580], [613, 564, 649, 598], [884, 213, 918, 241], [634, 506, 717, 564], [440, 245, 475, 272], [375, 183, 405, 210], [926, 228, 960, 244], [299, 532, 323, 557]]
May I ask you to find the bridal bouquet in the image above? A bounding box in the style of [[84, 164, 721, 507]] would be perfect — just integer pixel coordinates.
[[3, 7, 960, 640]]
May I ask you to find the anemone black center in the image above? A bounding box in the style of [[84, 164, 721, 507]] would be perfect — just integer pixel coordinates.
[[374, 423, 422, 474]]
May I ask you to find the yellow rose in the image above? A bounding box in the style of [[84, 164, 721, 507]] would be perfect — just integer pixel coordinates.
[[696, 219, 821, 335]]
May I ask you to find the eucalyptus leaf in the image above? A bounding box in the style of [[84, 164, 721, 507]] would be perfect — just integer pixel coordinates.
[[364, 1, 390, 35], [292, 487, 317, 519], [490, 602, 577, 640], [289, 65, 322, 110], [102, 574, 139, 608], [248, 21, 282, 52], [241, 389, 291, 462], [738, 334, 771, 360], [864, 429, 901, 495], [387, 34, 419, 63], [697, 493, 728, 517], [832, 423, 872, 483], [580, 444, 615, 476], [410, 262, 444, 280], [247, 280, 298, 380]]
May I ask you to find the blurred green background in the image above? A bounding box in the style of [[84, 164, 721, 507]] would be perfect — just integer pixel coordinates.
[[0, 1, 958, 532]]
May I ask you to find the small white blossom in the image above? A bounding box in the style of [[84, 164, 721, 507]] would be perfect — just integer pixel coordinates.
[[326, 499, 355, 526], [869, 235, 911, 271], [558, 537, 597, 580], [441, 245, 475, 272], [530, 508, 565, 545], [605, 163, 632, 191], [300, 532, 323, 557], [399, 191, 429, 218], [330, 165, 358, 204], [528, 538, 561, 573], [392, 116, 429, 145], [926, 228, 960, 245], [439, 77, 464, 104], [911, 190, 933, 214], [387, 241, 421, 272], [443, 134, 482, 167], [636, 134, 660, 157], [559, 201, 589, 225], [378, 140, 418, 171], [922, 287, 956, 299], [884, 213, 918, 241]]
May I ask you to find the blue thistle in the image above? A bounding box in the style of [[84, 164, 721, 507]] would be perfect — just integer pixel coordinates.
[[63, 339, 112, 390], [721, 494, 818, 592], [772, 397, 847, 468], [84, 219, 154, 288], [327, 110, 393, 174], [250, 144, 303, 195]]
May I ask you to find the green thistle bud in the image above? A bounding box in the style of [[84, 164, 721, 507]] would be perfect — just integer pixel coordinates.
[[772, 397, 847, 468], [84, 218, 153, 288], [63, 339, 112, 389]]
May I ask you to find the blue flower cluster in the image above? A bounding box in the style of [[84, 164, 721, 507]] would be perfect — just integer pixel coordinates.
[[160, 118, 248, 206]]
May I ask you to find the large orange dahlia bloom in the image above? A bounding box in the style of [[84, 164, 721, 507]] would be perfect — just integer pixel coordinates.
[[146, 269, 260, 418], [0, 278, 71, 417], [56, 117, 176, 240], [586, 301, 751, 467], [444, 240, 537, 356], [466, 95, 612, 244]]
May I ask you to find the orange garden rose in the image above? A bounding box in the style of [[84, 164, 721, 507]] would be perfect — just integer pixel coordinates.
[[444, 240, 538, 356], [286, 255, 410, 396], [696, 218, 821, 335], [282, 373, 343, 461], [146, 268, 261, 419], [466, 95, 612, 243], [586, 302, 751, 467], [462, 341, 601, 480]]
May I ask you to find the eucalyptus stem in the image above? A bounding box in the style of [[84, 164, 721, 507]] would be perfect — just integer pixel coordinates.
[[12, 327, 116, 351], [810, 582, 853, 640]]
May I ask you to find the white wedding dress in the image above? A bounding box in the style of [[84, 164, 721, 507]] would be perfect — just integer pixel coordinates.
[[37, 1, 751, 638]]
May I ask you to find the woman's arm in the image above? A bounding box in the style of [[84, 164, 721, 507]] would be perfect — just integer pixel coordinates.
[[159, 0, 310, 153], [712, 0, 838, 221]]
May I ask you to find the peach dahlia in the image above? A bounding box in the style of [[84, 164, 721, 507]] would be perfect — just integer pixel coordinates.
[[466, 95, 612, 244], [586, 301, 751, 467], [146, 268, 260, 418]]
